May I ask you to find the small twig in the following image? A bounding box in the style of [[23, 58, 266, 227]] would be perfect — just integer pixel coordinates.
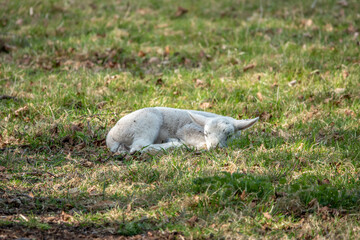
[[45, 171, 57, 178]]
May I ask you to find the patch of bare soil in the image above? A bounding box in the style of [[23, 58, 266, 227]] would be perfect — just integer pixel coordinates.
[[0, 224, 184, 240]]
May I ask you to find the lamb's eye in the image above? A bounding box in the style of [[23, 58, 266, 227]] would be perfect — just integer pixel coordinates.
[[204, 132, 208, 137]]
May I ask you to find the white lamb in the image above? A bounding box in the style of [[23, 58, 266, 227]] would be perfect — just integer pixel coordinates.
[[106, 107, 259, 154]]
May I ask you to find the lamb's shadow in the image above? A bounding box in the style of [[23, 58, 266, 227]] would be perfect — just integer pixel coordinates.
[[0, 147, 196, 236]]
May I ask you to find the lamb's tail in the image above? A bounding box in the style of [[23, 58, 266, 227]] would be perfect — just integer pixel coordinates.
[[106, 131, 121, 152]]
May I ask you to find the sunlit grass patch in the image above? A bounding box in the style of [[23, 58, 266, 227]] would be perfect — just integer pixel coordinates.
[[1, 0, 360, 238]]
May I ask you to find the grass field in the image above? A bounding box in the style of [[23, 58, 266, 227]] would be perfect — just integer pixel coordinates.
[[1, 0, 360, 239]]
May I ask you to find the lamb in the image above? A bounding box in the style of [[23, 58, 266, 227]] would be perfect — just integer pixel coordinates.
[[106, 107, 259, 154]]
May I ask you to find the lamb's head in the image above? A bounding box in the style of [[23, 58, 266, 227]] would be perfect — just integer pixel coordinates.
[[188, 112, 259, 150], [203, 118, 234, 149]]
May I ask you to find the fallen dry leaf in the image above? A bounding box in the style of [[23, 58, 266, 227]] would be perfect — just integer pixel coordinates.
[[288, 80, 297, 87], [16, 18, 23, 25], [14, 105, 28, 116], [334, 88, 345, 94], [164, 46, 170, 55], [318, 178, 330, 185], [28, 192, 34, 199], [81, 160, 94, 167], [187, 215, 198, 227], [183, 58, 192, 66], [199, 50, 211, 60], [325, 23, 333, 32], [156, 78, 164, 86], [137, 50, 146, 57], [194, 78, 206, 88], [87, 186, 100, 196], [60, 211, 73, 222], [308, 198, 319, 208], [126, 203, 132, 212], [263, 212, 272, 220], [250, 200, 257, 208], [148, 57, 160, 64], [342, 70, 349, 79], [240, 190, 246, 200], [243, 63, 256, 72], [324, 97, 332, 104], [347, 24, 356, 34], [262, 223, 271, 231], [318, 206, 330, 220], [260, 111, 272, 121], [175, 6, 188, 17], [110, 28, 129, 38], [303, 19, 313, 28], [200, 102, 213, 109], [96, 101, 107, 109], [344, 109, 355, 117], [256, 92, 263, 101], [156, 23, 169, 28], [137, 8, 153, 16]]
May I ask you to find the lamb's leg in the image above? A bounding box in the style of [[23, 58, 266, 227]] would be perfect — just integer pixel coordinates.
[[176, 123, 207, 150], [126, 110, 164, 154], [140, 139, 184, 154], [129, 129, 165, 154], [130, 139, 155, 154]]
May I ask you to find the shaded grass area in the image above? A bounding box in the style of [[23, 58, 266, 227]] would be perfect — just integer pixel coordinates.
[[1, 0, 360, 239]]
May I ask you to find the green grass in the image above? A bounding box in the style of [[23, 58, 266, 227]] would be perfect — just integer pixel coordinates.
[[1, 0, 360, 238]]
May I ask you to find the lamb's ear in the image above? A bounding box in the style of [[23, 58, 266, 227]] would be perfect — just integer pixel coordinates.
[[188, 112, 208, 127], [234, 117, 259, 131]]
